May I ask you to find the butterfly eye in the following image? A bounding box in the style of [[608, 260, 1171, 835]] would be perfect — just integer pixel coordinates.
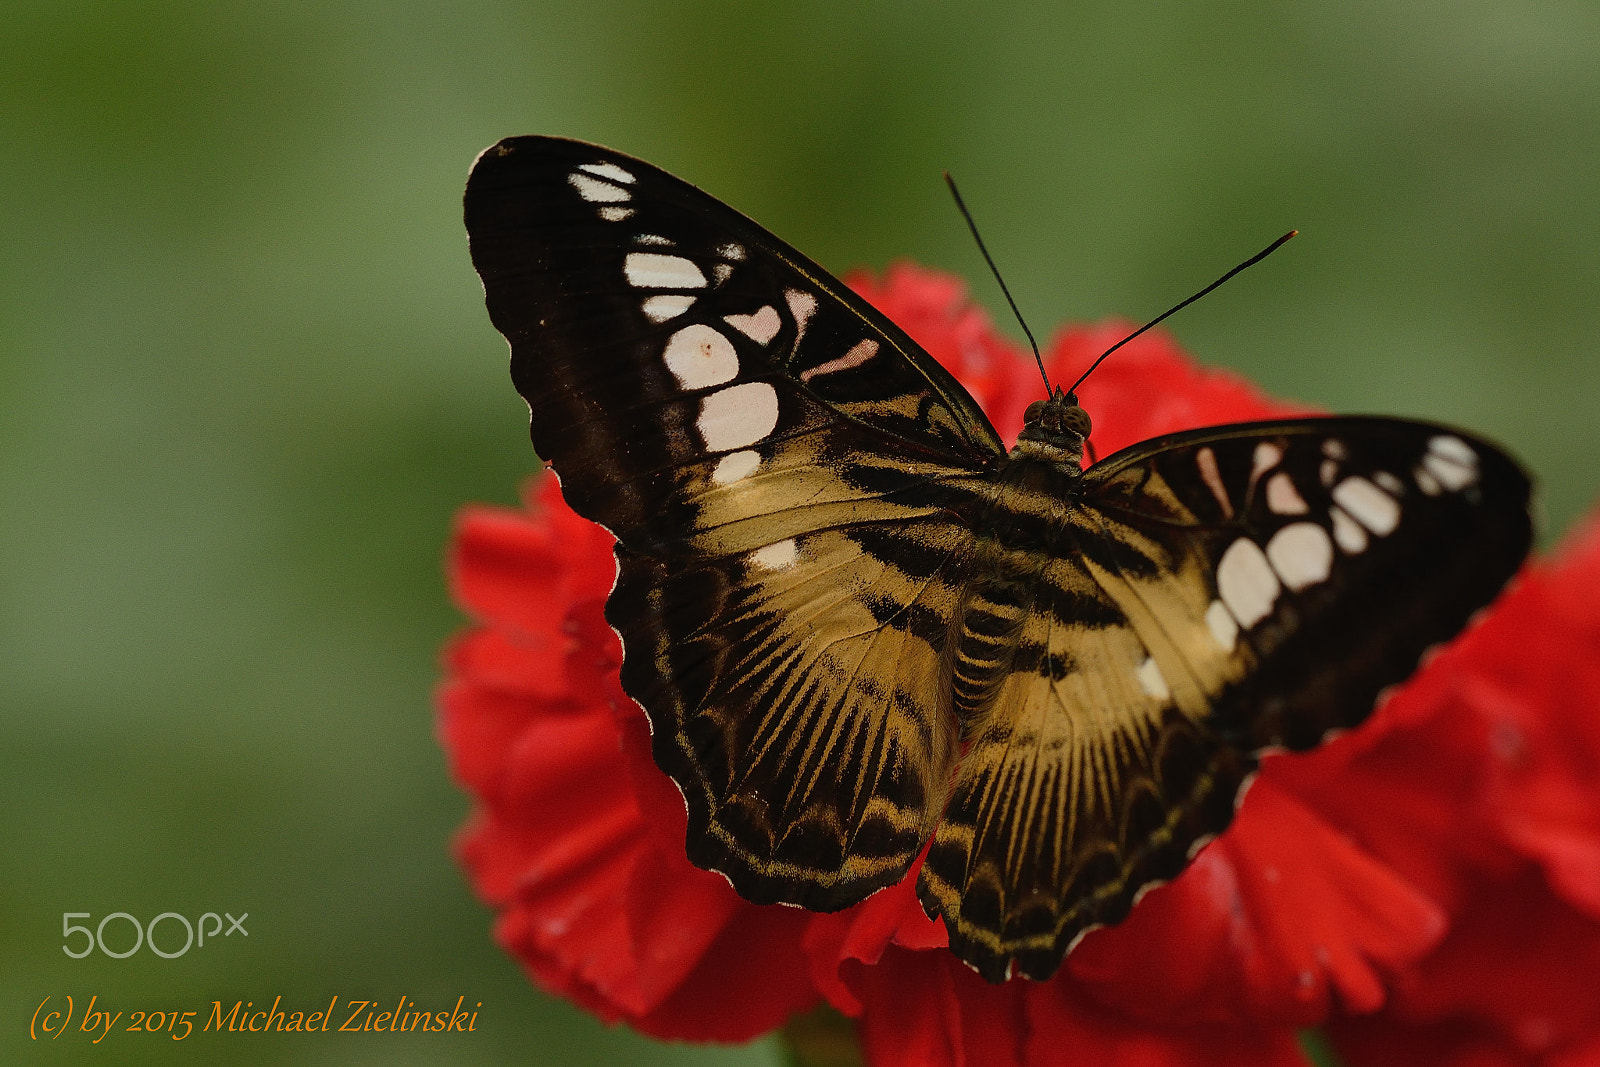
[[1062, 407, 1092, 438], [1023, 400, 1049, 423]]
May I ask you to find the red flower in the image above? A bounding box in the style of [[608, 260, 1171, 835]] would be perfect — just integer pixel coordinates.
[[1317, 516, 1600, 1066], [440, 263, 1600, 1064]]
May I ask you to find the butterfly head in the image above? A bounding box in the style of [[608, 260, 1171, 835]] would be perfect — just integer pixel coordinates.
[[1015, 390, 1092, 467]]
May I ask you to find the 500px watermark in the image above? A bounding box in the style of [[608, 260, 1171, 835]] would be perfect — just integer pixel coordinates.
[[62, 912, 248, 959]]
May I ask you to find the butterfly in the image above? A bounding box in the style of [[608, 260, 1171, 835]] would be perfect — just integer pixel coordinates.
[[463, 136, 1532, 983]]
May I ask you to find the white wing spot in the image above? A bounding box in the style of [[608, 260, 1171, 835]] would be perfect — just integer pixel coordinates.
[[1374, 470, 1405, 496], [1196, 446, 1233, 518], [712, 449, 761, 485], [598, 206, 633, 222], [1414, 465, 1444, 496], [662, 324, 738, 389], [724, 305, 782, 345], [1217, 538, 1280, 629], [569, 172, 631, 203], [1205, 600, 1238, 651], [751, 538, 798, 570], [577, 162, 635, 184], [641, 294, 696, 323], [698, 382, 779, 451], [1428, 434, 1476, 465], [712, 263, 734, 285], [1423, 435, 1479, 491], [1330, 506, 1368, 554], [1266, 471, 1310, 515], [1322, 439, 1348, 460], [625, 252, 707, 289], [1333, 476, 1400, 536], [1250, 440, 1284, 487], [635, 233, 673, 246], [1422, 454, 1476, 491], [1266, 522, 1334, 591], [800, 339, 879, 381], [716, 242, 746, 261], [1320, 458, 1339, 488], [785, 289, 818, 345], [1137, 657, 1171, 701]]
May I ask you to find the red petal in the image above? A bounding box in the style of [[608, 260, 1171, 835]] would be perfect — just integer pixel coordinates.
[[619, 901, 818, 1042], [442, 490, 818, 1039], [1393, 866, 1600, 1059], [1475, 518, 1600, 917], [1069, 778, 1444, 1027], [848, 946, 1311, 1067], [1331, 865, 1600, 1066], [437, 672, 535, 803], [1330, 1013, 1529, 1067], [448, 504, 565, 634], [1024, 981, 1311, 1067], [849, 949, 1027, 1067], [443, 624, 569, 709], [846, 263, 1029, 419], [804, 858, 947, 1015]]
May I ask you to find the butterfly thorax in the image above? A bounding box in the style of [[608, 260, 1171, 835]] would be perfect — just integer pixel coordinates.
[[1010, 392, 1092, 472]]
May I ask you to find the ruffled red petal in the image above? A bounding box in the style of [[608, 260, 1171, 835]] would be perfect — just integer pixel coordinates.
[[1023, 980, 1313, 1067], [845, 946, 1313, 1067], [1321, 517, 1600, 1065], [848, 949, 1029, 1067], [1068, 777, 1445, 1028], [443, 491, 816, 1041], [1331, 866, 1600, 1066], [1473, 517, 1600, 918]]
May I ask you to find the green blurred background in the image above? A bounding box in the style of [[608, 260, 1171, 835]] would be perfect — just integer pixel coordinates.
[[2, 2, 1596, 1063]]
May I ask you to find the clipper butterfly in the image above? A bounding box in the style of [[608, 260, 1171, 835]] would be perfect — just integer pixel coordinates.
[[464, 136, 1531, 982]]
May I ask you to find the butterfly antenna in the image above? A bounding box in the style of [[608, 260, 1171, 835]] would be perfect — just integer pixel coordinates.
[[1065, 230, 1298, 398], [945, 173, 1052, 395]]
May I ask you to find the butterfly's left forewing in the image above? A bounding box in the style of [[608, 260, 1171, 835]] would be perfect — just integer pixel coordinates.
[[465, 137, 1005, 910]]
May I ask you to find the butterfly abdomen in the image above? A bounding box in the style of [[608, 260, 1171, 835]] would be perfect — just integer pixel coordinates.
[[949, 454, 1094, 728]]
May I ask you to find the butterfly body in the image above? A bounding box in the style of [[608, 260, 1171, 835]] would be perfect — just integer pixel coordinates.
[[465, 136, 1532, 982]]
